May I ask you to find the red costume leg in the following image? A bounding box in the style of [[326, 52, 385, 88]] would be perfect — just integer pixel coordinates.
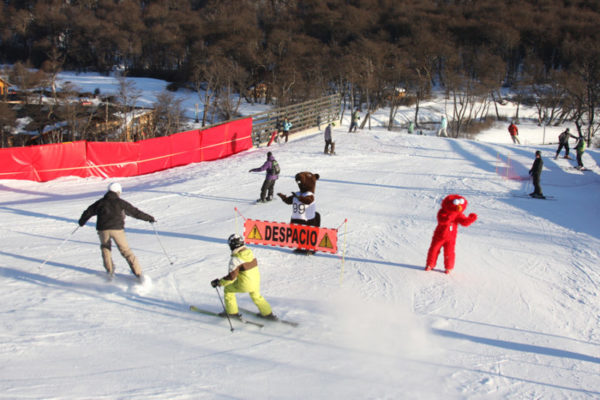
[[426, 238, 444, 270], [443, 239, 456, 273]]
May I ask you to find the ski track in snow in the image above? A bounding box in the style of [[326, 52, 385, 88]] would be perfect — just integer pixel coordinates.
[[1, 99, 600, 398]]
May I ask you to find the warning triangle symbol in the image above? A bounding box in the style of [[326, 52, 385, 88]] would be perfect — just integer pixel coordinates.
[[318, 233, 333, 249], [248, 225, 262, 240]]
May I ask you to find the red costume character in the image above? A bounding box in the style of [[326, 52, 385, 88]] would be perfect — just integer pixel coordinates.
[[425, 194, 477, 274]]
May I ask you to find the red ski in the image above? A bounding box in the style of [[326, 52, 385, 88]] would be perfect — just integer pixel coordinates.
[[267, 130, 279, 146]]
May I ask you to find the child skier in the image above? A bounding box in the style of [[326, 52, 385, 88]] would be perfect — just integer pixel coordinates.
[[575, 136, 586, 170], [529, 150, 545, 199], [211, 234, 277, 320]]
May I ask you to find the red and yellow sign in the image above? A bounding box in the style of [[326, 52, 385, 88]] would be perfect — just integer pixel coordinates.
[[243, 219, 338, 254]]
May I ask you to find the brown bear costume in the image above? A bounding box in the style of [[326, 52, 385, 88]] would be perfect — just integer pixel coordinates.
[[277, 171, 321, 228]]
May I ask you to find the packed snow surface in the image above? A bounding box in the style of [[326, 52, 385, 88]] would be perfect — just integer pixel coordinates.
[[1, 73, 599, 399]]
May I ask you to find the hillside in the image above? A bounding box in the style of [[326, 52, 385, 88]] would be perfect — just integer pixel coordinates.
[[0, 116, 599, 399]]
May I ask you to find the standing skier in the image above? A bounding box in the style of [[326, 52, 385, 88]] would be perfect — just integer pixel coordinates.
[[78, 182, 155, 280], [324, 122, 335, 154], [508, 121, 520, 144], [281, 118, 292, 143], [575, 135, 586, 170], [437, 116, 448, 137], [249, 152, 279, 203], [349, 109, 360, 132], [555, 128, 577, 159], [210, 234, 277, 320], [529, 151, 545, 199]]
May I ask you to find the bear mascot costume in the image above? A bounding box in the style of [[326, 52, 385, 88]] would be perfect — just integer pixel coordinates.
[[425, 194, 477, 274], [278, 171, 321, 227], [278, 171, 321, 253]]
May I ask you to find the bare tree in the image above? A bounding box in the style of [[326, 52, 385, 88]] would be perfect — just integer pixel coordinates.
[[150, 91, 185, 137], [7, 62, 49, 105], [0, 102, 16, 148], [116, 74, 141, 141]]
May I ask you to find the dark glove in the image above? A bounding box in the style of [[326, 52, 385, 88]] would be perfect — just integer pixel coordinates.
[[211, 278, 220, 288], [148, 216, 156, 223], [528, 170, 532, 176], [78, 218, 85, 227]]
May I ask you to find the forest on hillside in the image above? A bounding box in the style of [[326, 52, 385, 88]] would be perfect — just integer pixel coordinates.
[[1, 0, 600, 145]]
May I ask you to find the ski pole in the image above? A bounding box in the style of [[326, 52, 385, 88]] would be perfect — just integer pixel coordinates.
[[215, 287, 234, 332], [39, 226, 79, 269], [151, 223, 174, 265]]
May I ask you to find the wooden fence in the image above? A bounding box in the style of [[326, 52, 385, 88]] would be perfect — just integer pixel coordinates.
[[250, 94, 341, 146]]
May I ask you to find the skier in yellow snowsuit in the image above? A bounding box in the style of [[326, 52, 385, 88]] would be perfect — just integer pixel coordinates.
[[211, 234, 277, 320]]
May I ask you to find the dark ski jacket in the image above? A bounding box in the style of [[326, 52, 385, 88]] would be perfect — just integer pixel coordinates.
[[79, 191, 154, 230], [558, 129, 577, 143], [529, 157, 543, 178]]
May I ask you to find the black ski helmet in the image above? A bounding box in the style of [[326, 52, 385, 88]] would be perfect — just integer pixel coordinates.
[[227, 234, 244, 250]]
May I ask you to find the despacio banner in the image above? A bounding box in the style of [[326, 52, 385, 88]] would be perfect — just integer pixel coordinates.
[[243, 218, 338, 254]]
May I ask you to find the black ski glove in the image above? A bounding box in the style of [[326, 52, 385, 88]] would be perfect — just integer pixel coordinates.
[[211, 278, 220, 288], [148, 216, 156, 223]]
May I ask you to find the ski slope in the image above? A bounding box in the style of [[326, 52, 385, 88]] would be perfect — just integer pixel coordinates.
[[1, 124, 599, 399], [1, 72, 600, 398]]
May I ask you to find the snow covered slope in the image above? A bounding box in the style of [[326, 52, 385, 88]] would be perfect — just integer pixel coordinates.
[[1, 122, 599, 399]]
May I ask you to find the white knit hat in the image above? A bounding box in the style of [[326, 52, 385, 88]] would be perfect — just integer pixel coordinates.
[[108, 182, 122, 193]]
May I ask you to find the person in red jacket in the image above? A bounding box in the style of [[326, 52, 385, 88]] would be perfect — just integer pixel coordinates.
[[508, 122, 520, 144], [425, 194, 477, 274]]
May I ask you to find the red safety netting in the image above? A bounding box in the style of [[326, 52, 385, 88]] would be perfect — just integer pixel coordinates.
[[0, 118, 253, 182]]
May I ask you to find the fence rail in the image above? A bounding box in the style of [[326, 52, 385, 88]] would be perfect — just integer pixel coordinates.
[[250, 94, 341, 146]]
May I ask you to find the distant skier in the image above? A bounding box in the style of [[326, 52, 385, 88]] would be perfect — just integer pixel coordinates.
[[249, 151, 279, 203], [554, 128, 577, 159], [437, 116, 448, 137], [210, 234, 277, 320], [529, 150, 545, 199], [324, 122, 335, 155], [349, 109, 360, 132], [575, 135, 586, 170], [78, 182, 155, 280], [408, 120, 415, 135], [508, 121, 520, 144], [281, 118, 292, 143]]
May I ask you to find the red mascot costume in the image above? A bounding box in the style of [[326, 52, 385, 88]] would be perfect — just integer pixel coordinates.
[[426, 194, 477, 274]]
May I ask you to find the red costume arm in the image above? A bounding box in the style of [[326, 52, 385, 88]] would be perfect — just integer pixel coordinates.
[[456, 212, 477, 226]]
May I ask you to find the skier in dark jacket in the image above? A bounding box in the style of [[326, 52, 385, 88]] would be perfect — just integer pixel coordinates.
[[529, 151, 545, 199], [554, 128, 577, 159], [249, 152, 279, 203], [79, 182, 155, 279], [324, 122, 335, 154]]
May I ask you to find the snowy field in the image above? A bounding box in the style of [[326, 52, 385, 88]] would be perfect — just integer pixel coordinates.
[[1, 73, 599, 399]]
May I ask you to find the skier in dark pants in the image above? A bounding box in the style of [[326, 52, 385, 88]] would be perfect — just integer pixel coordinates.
[[529, 151, 545, 199], [349, 109, 360, 132], [249, 152, 279, 203], [575, 135, 586, 170], [555, 128, 577, 159], [324, 122, 335, 154]]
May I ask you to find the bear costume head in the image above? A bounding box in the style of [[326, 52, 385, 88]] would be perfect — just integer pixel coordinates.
[[295, 171, 320, 193]]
